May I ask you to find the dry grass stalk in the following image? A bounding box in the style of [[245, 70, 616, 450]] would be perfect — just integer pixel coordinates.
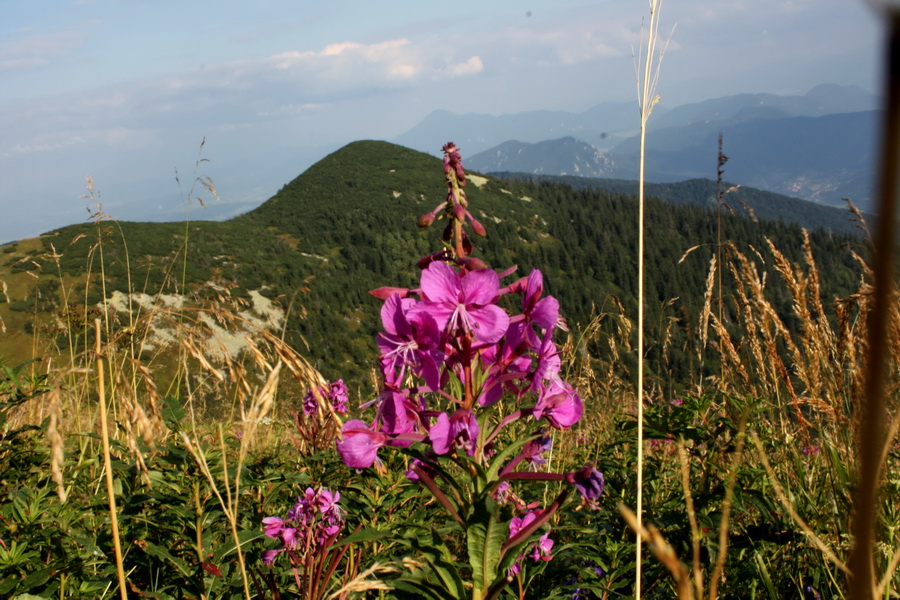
[[698, 255, 716, 355], [707, 422, 746, 600], [634, 2, 673, 591], [239, 361, 281, 456], [325, 562, 398, 599], [677, 440, 703, 598], [179, 429, 252, 600], [705, 235, 893, 435], [750, 432, 850, 575], [46, 386, 66, 503], [561, 302, 635, 444], [619, 503, 693, 600], [95, 319, 129, 600], [0, 279, 8, 334]]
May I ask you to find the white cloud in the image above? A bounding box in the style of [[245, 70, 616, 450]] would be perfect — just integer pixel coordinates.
[[0, 30, 88, 72], [448, 56, 483, 77], [3, 134, 86, 157]]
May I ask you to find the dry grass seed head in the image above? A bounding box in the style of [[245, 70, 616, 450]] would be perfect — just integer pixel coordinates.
[[46, 386, 67, 503], [698, 254, 716, 355]]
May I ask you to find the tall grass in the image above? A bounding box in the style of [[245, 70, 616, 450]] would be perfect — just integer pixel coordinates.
[[634, 0, 672, 595], [0, 172, 340, 599]]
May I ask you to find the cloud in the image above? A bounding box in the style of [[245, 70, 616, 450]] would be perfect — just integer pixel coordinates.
[[447, 56, 483, 77], [3, 134, 86, 157], [0, 35, 494, 163], [0, 30, 88, 72], [259, 38, 479, 88]]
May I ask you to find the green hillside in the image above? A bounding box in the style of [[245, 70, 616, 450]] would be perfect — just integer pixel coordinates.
[[488, 173, 864, 236], [0, 140, 863, 391]]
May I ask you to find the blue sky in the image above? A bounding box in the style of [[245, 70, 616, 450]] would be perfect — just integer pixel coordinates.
[[0, 0, 884, 243]]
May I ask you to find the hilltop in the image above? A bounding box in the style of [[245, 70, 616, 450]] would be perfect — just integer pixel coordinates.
[[0, 140, 864, 390]]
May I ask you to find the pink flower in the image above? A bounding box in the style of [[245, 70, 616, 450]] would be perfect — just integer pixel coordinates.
[[430, 409, 480, 456], [522, 270, 560, 333], [336, 420, 387, 469], [534, 380, 583, 429], [329, 380, 349, 414], [522, 436, 552, 469], [509, 511, 538, 539], [414, 261, 509, 344], [377, 294, 443, 389], [316, 488, 342, 518], [262, 516, 286, 539], [530, 531, 554, 562], [377, 390, 420, 442]]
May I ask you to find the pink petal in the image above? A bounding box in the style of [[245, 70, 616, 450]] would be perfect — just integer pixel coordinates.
[[380, 294, 406, 336], [430, 412, 451, 454], [524, 270, 544, 307], [419, 262, 460, 304], [468, 304, 510, 344], [336, 420, 386, 468], [461, 268, 501, 306], [531, 296, 559, 331]]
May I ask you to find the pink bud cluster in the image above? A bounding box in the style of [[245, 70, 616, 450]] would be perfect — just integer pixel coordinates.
[[302, 379, 349, 416], [418, 142, 487, 258], [261, 487, 345, 566]]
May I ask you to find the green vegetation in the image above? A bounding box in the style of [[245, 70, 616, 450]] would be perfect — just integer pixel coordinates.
[[0, 139, 895, 599], [0, 141, 863, 391]]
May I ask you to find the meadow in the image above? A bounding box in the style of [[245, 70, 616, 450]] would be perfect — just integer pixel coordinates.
[[2, 3, 899, 599], [1, 133, 897, 599]]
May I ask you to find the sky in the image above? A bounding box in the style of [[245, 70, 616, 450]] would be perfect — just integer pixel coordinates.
[[0, 0, 885, 244]]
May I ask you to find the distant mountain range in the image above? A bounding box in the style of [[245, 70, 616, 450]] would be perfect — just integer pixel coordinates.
[[396, 83, 880, 211], [468, 138, 616, 178]]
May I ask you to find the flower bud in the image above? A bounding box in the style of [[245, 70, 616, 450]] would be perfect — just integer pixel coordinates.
[[369, 286, 410, 300], [469, 215, 486, 237]]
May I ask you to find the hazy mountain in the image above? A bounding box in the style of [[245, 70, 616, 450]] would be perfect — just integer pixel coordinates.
[[650, 83, 878, 129], [607, 110, 878, 209], [393, 101, 639, 156], [393, 84, 877, 156], [467, 137, 616, 178]]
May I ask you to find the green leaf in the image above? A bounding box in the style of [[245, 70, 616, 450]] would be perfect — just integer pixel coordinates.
[[218, 529, 264, 559], [331, 527, 393, 548], [467, 498, 506, 595], [161, 396, 186, 432], [142, 541, 193, 577], [19, 566, 55, 593], [400, 528, 466, 599], [390, 577, 452, 600]]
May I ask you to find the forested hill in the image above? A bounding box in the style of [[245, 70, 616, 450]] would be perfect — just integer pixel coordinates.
[[488, 173, 863, 236], [4, 140, 864, 388]]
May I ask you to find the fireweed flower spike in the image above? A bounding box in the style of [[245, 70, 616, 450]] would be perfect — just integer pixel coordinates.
[[329, 142, 603, 600], [261, 486, 346, 565], [302, 380, 350, 416]]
